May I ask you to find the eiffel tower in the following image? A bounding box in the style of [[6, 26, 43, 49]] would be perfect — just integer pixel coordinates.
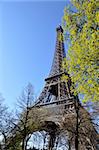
[[33, 26, 98, 150]]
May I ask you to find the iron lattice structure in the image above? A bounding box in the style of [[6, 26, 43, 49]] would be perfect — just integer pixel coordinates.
[[35, 26, 74, 109]]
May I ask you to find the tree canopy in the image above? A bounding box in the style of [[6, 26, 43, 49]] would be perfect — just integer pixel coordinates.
[[63, 0, 99, 102]]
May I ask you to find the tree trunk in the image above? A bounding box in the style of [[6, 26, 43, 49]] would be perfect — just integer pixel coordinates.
[[75, 107, 79, 150], [74, 95, 79, 150], [2, 132, 7, 150], [22, 138, 25, 150], [22, 138, 27, 150]]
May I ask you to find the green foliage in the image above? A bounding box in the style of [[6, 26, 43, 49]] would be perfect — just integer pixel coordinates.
[[63, 0, 99, 102]]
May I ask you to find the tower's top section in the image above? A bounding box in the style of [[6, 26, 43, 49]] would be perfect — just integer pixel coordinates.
[[56, 25, 63, 33], [47, 25, 66, 79]]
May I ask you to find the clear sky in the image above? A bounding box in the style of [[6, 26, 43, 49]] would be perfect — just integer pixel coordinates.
[[0, 0, 70, 109]]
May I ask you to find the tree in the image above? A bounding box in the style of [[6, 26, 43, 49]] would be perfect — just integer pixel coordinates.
[[0, 94, 7, 124], [0, 94, 15, 150], [0, 94, 8, 149], [4, 83, 35, 150], [8, 83, 47, 150], [0, 112, 15, 150], [62, 0, 98, 102], [14, 83, 35, 150]]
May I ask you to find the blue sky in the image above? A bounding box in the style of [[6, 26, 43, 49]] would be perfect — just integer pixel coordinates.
[[0, 0, 70, 109]]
